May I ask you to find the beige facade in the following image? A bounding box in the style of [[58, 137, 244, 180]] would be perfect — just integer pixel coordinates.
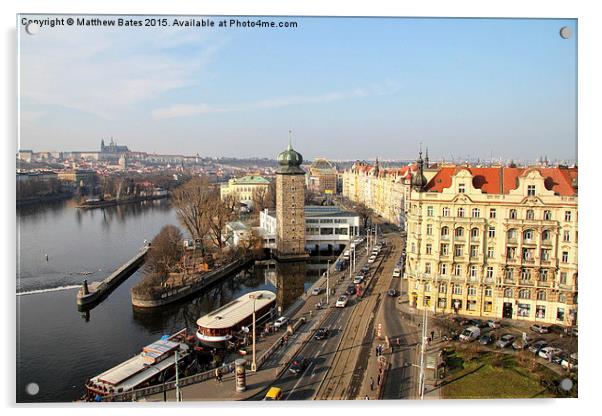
[[220, 175, 271, 204], [405, 164, 578, 327]]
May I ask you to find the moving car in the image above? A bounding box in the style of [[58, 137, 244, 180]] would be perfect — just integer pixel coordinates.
[[538, 346, 563, 360], [530, 324, 550, 334], [343, 250, 350, 260], [361, 265, 370, 273], [392, 268, 401, 278], [387, 289, 399, 297], [289, 356, 308, 375], [367, 255, 376, 264], [528, 340, 548, 355], [479, 333, 496, 345], [273, 316, 289, 330], [311, 287, 323, 296], [335, 295, 349, 308], [314, 328, 329, 340], [346, 285, 356, 296], [353, 275, 364, 284], [264, 387, 283, 400], [495, 334, 516, 348], [459, 326, 481, 342]]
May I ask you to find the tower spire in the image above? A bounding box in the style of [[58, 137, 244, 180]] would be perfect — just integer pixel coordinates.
[[288, 129, 292, 150]]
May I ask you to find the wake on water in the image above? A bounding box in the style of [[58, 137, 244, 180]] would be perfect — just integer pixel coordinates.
[[16, 285, 81, 296]]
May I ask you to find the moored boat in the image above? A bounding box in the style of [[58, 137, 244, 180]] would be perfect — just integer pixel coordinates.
[[196, 290, 277, 348]]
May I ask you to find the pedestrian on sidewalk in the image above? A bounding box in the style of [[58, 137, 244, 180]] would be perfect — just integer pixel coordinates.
[[431, 330, 435, 341], [427, 337, 432, 346], [375, 346, 379, 356], [377, 373, 381, 386], [370, 377, 374, 391], [396, 337, 401, 347]]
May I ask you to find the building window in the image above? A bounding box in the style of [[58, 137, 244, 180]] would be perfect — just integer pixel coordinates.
[[507, 228, 517, 240], [455, 227, 464, 238], [521, 268, 531, 280], [542, 230, 551, 241], [544, 210, 552, 220], [442, 207, 450, 217], [539, 269, 548, 281], [454, 245, 463, 257], [471, 208, 480, 218], [440, 284, 447, 294], [562, 251, 569, 263], [454, 264, 462, 276], [468, 286, 477, 296], [426, 243, 432, 255], [485, 287, 493, 297], [504, 288, 513, 298], [518, 304, 531, 318], [565, 211, 572, 221], [563, 231, 570, 242], [452, 284, 462, 295], [411, 243, 416, 253], [426, 224, 433, 236], [441, 226, 449, 238], [536, 291, 546, 301], [560, 272, 567, 284], [459, 183, 465, 193], [438, 298, 447, 308], [519, 289, 531, 299], [470, 245, 478, 258], [527, 185, 536, 196], [536, 305, 546, 319], [440, 244, 449, 256], [489, 208, 496, 219], [425, 263, 432, 274], [526, 209, 534, 220], [469, 265, 477, 278], [484, 301, 493, 312], [558, 293, 566, 303], [557, 308, 565, 321], [507, 247, 516, 259], [427, 206, 433, 217], [440, 263, 448, 275], [488, 226, 496, 238], [510, 209, 517, 220], [487, 246, 494, 258], [470, 228, 479, 239], [425, 284, 431, 293], [523, 229, 534, 241], [457, 208, 465, 218], [486, 267, 494, 278]]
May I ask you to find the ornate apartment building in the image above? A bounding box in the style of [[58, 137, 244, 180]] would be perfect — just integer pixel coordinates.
[[342, 159, 424, 228], [405, 154, 578, 326]]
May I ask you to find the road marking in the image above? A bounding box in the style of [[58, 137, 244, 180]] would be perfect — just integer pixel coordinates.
[[286, 362, 314, 400]]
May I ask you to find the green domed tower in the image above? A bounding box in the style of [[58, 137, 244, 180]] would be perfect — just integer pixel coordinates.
[[275, 138, 308, 259]]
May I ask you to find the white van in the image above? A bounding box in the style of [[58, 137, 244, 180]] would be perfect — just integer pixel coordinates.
[[459, 326, 481, 342]]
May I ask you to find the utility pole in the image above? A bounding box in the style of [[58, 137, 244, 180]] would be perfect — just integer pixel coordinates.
[[352, 245, 356, 272], [250, 294, 257, 372], [175, 350, 181, 402], [418, 303, 428, 400], [326, 260, 330, 304]]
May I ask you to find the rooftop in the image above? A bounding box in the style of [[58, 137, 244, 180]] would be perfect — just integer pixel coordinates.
[[196, 290, 276, 330]]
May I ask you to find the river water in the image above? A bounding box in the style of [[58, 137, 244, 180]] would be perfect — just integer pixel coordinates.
[[16, 199, 333, 402]]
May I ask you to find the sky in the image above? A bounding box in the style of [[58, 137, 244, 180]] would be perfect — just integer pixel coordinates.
[[18, 16, 577, 162]]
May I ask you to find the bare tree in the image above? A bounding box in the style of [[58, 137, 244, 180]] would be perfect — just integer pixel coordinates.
[[207, 192, 236, 249], [171, 177, 213, 254], [145, 225, 183, 276], [355, 202, 373, 228]]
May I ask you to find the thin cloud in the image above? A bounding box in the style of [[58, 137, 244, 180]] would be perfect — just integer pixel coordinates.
[[151, 82, 399, 120]]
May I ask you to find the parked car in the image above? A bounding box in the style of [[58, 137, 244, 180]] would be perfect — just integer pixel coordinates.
[[547, 324, 565, 335], [387, 289, 399, 297], [289, 356, 308, 374], [561, 353, 578, 370], [530, 324, 550, 334], [487, 320, 501, 329], [552, 351, 568, 365], [495, 334, 516, 348], [353, 275, 364, 284], [335, 295, 349, 308], [346, 285, 356, 296], [470, 319, 488, 328], [314, 328, 329, 340], [538, 346, 563, 360], [512, 338, 533, 350], [367, 255, 376, 264], [479, 333, 496, 345], [392, 268, 401, 278], [273, 316, 289, 330], [311, 287, 323, 296], [459, 326, 481, 342], [528, 340, 549, 355], [343, 250, 350, 259], [361, 265, 370, 273]]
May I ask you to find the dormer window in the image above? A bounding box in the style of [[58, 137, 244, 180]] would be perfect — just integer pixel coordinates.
[[527, 185, 536, 196], [458, 183, 465, 193]]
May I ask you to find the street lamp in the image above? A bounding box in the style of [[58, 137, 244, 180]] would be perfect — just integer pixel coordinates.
[[249, 294, 258, 372]]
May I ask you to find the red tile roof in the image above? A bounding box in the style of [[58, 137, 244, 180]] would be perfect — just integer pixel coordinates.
[[425, 166, 577, 196]]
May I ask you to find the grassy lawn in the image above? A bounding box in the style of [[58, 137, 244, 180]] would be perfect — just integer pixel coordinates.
[[441, 348, 576, 399]]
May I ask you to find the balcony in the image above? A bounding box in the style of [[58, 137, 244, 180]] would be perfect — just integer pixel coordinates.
[[536, 280, 551, 288], [441, 235, 450, 241], [518, 279, 534, 287], [484, 277, 496, 285], [503, 278, 515, 285], [507, 237, 517, 245]]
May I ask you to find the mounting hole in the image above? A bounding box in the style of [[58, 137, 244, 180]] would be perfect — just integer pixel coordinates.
[[559, 378, 573, 391], [25, 382, 40, 396], [25, 22, 40, 35]]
